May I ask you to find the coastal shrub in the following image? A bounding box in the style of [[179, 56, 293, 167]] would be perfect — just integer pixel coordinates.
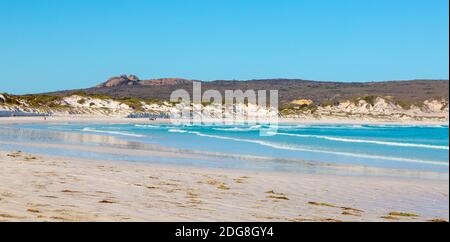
[[77, 99, 86, 105], [396, 100, 413, 109], [279, 102, 319, 115], [19, 95, 63, 108], [352, 96, 378, 106], [308, 106, 318, 114], [69, 91, 111, 100], [320, 100, 337, 107], [4, 97, 17, 105], [66, 92, 162, 107], [118, 97, 143, 111], [0, 93, 6, 103], [396, 100, 425, 109]]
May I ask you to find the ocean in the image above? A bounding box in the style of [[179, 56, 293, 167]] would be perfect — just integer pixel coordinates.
[[1, 123, 448, 177]]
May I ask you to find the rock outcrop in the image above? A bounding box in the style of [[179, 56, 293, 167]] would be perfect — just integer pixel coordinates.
[[96, 75, 141, 88], [96, 75, 193, 88]]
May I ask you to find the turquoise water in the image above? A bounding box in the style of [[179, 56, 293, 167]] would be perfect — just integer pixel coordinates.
[[2, 123, 448, 174]]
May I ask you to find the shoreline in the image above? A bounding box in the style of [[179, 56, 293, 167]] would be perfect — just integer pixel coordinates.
[[0, 116, 448, 126], [1, 116, 448, 180], [1, 116, 448, 221], [0, 150, 448, 222], [1, 139, 448, 181]]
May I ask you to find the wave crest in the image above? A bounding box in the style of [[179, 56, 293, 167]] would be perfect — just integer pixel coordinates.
[[273, 132, 449, 150], [82, 128, 145, 137], [185, 131, 448, 167]]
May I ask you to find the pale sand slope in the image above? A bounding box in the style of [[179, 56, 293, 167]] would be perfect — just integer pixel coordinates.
[[0, 150, 448, 222]]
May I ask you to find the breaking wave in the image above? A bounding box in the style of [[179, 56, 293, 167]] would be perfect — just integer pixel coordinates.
[[82, 128, 146, 137], [183, 131, 448, 166], [274, 132, 449, 150]]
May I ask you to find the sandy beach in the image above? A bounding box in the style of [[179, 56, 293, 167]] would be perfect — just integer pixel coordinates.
[[0, 149, 448, 222], [0, 116, 448, 222]]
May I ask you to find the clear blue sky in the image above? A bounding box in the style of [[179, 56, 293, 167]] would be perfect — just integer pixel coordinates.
[[1, 0, 448, 94]]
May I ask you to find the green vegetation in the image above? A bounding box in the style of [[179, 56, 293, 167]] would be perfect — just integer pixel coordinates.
[[70, 91, 163, 108], [77, 99, 86, 105], [1, 91, 166, 112], [117, 97, 144, 111], [396, 100, 414, 109], [395, 100, 425, 109], [279, 102, 319, 115], [352, 95, 379, 106], [319, 100, 335, 107], [2, 94, 21, 105], [201, 101, 213, 106], [69, 91, 111, 100], [4, 89, 443, 118], [16, 95, 64, 108]]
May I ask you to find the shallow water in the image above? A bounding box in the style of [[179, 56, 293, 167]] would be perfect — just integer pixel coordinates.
[[1, 123, 448, 177]]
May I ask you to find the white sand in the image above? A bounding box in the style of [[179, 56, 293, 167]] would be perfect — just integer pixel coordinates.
[[0, 150, 448, 222]]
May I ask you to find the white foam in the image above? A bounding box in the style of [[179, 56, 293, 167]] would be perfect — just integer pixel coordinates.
[[82, 128, 145, 137], [367, 124, 449, 129], [134, 124, 160, 129], [186, 131, 448, 167], [273, 132, 449, 150], [276, 125, 308, 130], [168, 129, 188, 133], [213, 125, 262, 132]]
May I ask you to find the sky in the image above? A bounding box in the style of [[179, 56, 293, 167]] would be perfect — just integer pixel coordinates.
[[0, 0, 448, 94]]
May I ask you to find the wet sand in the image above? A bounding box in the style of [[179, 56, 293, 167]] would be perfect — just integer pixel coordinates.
[[0, 150, 448, 222]]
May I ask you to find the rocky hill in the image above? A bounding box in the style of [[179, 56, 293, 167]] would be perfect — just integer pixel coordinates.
[[51, 75, 449, 108], [96, 75, 193, 88]]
